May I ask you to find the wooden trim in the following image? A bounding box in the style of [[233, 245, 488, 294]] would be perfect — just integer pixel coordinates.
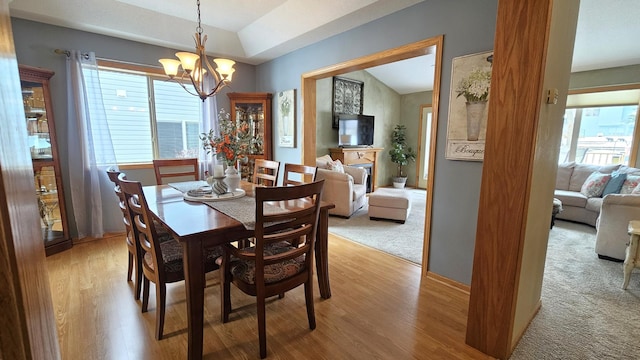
[[97, 59, 166, 76], [630, 101, 640, 166], [118, 162, 154, 170], [426, 271, 470, 294], [0, 1, 61, 357], [301, 36, 443, 275], [466, 1, 563, 359], [510, 300, 542, 351]]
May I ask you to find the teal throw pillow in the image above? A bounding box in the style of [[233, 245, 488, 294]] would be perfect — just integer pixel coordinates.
[[602, 171, 627, 196]]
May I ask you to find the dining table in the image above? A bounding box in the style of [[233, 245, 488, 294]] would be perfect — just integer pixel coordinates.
[[142, 180, 334, 360]]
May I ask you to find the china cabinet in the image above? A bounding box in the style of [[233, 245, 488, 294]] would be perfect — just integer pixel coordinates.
[[227, 92, 272, 182], [19, 64, 72, 256]]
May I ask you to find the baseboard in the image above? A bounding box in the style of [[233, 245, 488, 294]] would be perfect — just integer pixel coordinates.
[[426, 271, 470, 295], [73, 231, 124, 244]]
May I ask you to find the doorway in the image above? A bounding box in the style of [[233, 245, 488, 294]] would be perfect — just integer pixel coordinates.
[[301, 36, 443, 274]]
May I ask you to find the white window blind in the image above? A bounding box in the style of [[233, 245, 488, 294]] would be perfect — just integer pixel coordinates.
[[97, 66, 202, 163]]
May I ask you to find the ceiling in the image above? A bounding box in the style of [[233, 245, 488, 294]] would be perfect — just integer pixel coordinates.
[[8, 0, 640, 94]]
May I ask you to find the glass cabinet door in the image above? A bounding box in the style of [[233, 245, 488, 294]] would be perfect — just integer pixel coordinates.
[[228, 92, 272, 182], [23, 82, 53, 159]]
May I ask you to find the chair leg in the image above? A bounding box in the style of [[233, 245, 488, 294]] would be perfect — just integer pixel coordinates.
[[257, 295, 267, 359], [220, 253, 232, 323], [304, 281, 316, 330], [155, 283, 166, 340], [134, 256, 143, 300], [141, 277, 150, 313], [127, 252, 134, 282]]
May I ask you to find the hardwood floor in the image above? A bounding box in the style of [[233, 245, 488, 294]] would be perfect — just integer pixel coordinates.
[[46, 233, 494, 359]]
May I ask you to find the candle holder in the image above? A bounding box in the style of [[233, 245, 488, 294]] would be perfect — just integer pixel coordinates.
[[207, 176, 228, 195]]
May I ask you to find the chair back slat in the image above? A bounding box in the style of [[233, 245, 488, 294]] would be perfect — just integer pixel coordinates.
[[119, 178, 166, 277], [152, 158, 199, 185], [253, 159, 280, 186], [283, 163, 317, 186]]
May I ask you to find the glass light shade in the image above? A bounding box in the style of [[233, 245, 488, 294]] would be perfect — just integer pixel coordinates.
[[176, 52, 200, 72], [192, 67, 207, 82], [158, 59, 181, 77], [214, 58, 236, 79]]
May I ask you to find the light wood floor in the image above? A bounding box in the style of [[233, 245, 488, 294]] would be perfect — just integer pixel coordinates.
[[46, 233, 495, 359]]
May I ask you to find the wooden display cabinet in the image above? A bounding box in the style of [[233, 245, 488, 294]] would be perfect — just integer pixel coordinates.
[[227, 92, 272, 182], [20, 65, 72, 256]]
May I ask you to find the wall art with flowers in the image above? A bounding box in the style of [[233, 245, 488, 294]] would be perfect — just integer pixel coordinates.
[[445, 50, 493, 161]]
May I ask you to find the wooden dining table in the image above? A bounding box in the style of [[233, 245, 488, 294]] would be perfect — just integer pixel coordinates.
[[142, 181, 334, 360]]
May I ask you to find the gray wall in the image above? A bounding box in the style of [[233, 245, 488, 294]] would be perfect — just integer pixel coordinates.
[[256, 0, 499, 284], [11, 18, 257, 237], [569, 64, 640, 89], [400, 91, 433, 187]]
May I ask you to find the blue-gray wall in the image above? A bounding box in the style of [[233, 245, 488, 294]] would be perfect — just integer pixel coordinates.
[[255, 0, 499, 284]]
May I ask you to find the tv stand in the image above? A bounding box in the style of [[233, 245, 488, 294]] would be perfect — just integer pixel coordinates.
[[329, 147, 383, 192]]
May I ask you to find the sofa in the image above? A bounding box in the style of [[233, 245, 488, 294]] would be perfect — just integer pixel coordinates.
[[315, 155, 368, 217], [555, 162, 640, 260]]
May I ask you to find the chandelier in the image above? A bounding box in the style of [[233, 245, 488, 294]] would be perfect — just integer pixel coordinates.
[[159, 0, 235, 101]]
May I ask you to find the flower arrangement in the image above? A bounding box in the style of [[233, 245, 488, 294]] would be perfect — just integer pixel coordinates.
[[200, 109, 252, 167], [456, 67, 492, 103]]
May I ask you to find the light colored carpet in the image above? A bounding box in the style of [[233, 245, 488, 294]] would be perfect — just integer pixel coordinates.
[[511, 220, 640, 359], [328, 188, 426, 264]]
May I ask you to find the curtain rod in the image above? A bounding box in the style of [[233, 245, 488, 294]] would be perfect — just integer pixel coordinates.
[[54, 48, 163, 70], [54, 48, 90, 60]]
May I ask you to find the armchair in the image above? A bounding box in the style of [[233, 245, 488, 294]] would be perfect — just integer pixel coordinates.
[[315, 155, 368, 217], [594, 194, 640, 260]]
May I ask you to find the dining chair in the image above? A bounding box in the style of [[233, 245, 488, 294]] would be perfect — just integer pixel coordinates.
[[152, 158, 199, 185], [282, 163, 317, 186], [219, 180, 324, 358], [252, 159, 280, 186], [119, 177, 223, 340], [107, 169, 143, 300]]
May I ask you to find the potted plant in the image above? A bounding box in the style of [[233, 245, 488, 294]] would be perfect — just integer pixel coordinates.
[[388, 124, 416, 188]]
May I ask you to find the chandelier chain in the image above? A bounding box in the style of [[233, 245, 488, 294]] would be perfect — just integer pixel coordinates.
[[196, 0, 203, 35]]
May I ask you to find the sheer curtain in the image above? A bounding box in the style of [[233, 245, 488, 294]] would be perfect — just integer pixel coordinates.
[[198, 75, 220, 177], [66, 50, 119, 239]]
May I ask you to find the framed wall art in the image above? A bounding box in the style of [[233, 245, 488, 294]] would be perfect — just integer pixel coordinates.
[[277, 89, 296, 148], [445, 50, 493, 161], [332, 76, 363, 128]]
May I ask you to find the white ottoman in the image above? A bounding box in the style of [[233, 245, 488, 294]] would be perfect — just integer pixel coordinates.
[[368, 188, 412, 223]]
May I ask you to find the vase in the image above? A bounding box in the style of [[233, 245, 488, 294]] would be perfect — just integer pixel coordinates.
[[224, 165, 241, 191], [465, 101, 487, 141]]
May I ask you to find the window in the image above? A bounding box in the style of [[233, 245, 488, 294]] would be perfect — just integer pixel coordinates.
[[97, 65, 202, 163], [559, 88, 639, 166]]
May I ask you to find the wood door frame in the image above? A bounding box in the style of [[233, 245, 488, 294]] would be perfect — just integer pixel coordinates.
[[301, 36, 443, 274]]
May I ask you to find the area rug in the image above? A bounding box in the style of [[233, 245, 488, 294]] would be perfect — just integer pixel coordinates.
[[328, 188, 426, 264], [510, 220, 640, 359]]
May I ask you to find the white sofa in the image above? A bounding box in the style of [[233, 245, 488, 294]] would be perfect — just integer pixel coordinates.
[[315, 155, 368, 217], [555, 162, 640, 260]]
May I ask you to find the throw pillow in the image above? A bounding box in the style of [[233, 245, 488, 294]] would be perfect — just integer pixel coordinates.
[[580, 171, 611, 198], [327, 159, 345, 173], [620, 175, 640, 194], [601, 171, 627, 196], [632, 182, 640, 195]]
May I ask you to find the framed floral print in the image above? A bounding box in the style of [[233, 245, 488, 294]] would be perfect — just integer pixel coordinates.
[[277, 89, 296, 148], [445, 50, 493, 161]]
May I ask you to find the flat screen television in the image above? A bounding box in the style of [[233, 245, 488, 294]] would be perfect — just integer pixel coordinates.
[[336, 114, 375, 147]]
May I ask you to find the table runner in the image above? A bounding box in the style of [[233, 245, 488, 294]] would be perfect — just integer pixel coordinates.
[[168, 180, 208, 193], [204, 196, 290, 230]]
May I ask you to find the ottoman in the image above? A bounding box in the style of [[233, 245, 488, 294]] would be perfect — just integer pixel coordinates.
[[368, 188, 412, 223]]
